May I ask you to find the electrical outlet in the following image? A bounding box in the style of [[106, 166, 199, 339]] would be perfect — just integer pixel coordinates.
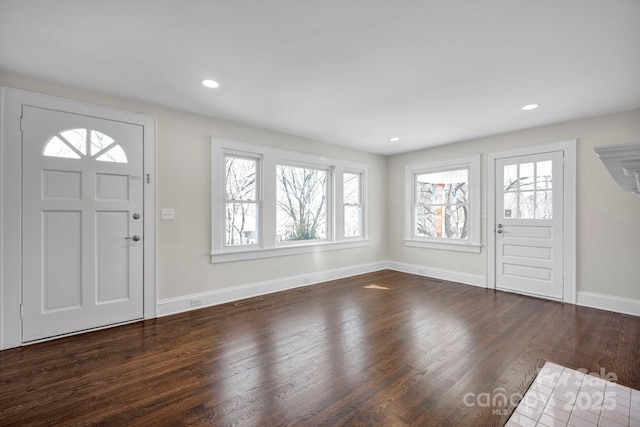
[[304, 276, 312, 284], [161, 208, 175, 220], [190, 298, 202, 307]]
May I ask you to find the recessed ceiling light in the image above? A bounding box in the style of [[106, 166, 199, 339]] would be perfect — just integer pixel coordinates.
[[201, 79, 220, 89], [389, 137, 400, 142], [522, 103, 540, 111]]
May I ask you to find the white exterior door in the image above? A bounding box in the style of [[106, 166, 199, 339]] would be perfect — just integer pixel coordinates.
[[494, 151, 564, 299], [22, 106, 144, 342]]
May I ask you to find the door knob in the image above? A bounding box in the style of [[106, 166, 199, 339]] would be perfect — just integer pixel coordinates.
[[125, 235, 141, 241], [497, 229, 503, 234]]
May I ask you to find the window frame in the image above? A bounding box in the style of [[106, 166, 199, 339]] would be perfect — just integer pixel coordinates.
[[404, 155, 481, 253], [211, 138, 369, 263]]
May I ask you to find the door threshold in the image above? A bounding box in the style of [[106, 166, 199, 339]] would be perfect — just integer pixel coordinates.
[[21, 318, 144, 347], [495, 286, 564, 303]]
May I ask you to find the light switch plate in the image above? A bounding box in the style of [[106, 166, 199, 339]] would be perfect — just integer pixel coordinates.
[[161, 208, 175, 220]]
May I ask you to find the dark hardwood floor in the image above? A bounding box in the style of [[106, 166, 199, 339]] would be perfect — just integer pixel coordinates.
[[1, 270, 639, 426]]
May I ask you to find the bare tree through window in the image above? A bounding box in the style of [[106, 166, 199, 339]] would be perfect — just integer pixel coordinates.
[[225, 156, 258, 246], [503, 161, 552, 220], [43, 128, 127, 163], [276, 165, 327, 242]]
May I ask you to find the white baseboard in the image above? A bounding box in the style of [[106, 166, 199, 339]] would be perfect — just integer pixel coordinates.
[[576, 291, 640, 317], [157, 260, 486, 317], [386, 261, 487, 288], [157, 261, 388, 317], [158, 261, 639, 319]]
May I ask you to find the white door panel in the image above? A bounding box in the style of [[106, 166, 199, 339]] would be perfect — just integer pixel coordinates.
[[42, 211, 83, 311], [495, 151, 564, 299], [503, 244, 552, 260], [96, 211, 131, 303], [22, 106, 144, 342]]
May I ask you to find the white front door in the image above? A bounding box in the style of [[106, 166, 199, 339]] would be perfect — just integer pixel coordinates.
[[494, 151, 564, 299], [22, 106, 144, 342]]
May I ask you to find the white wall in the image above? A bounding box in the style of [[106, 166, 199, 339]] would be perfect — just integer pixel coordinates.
[[0, 70, 388, 301], [2, 69, 639, 308], [387, 109, 640, 301]]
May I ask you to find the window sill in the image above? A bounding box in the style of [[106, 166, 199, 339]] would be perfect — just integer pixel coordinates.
[[211, 239, 370, 263], [404, 239, 482, 253]]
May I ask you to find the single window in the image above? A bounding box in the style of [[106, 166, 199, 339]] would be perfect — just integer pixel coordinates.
[[414, 169, 469, 239], [276, 164, 327, 242], [224, 155, 259, 246], [405, 155, 480, 252], [42, 128, 127, 163], [343, 172, 362, 238]]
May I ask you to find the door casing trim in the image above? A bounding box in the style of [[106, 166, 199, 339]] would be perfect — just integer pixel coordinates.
[[0, 87, 157, 350], [486, 139, 577, 303]]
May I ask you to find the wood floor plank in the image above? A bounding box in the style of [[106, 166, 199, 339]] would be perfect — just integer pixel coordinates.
[[1, 270, 639, 426]]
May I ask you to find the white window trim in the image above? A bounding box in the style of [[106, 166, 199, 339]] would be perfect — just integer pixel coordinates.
[[404, 155, 481, 253], [211, 138, 369, 263]]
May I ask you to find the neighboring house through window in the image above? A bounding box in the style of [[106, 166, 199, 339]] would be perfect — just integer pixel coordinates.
[[405, 155, 481, 253]]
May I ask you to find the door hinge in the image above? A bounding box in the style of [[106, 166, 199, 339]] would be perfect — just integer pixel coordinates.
[[146, 173, 150, 184], [20, 115, 24, 132], [20, 304, 24, 320]]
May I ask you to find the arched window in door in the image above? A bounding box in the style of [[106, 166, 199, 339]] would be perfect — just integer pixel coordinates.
[[43, 128, 128, 163]]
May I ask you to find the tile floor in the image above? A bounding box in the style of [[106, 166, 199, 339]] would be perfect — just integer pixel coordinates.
[[506, 362, 640, 427]]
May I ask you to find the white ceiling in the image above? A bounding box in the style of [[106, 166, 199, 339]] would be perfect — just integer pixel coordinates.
[[1, 1, 639, 155]]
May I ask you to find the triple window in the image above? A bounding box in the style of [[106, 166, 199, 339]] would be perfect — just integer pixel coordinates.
[[213, 138, 367, 262]]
